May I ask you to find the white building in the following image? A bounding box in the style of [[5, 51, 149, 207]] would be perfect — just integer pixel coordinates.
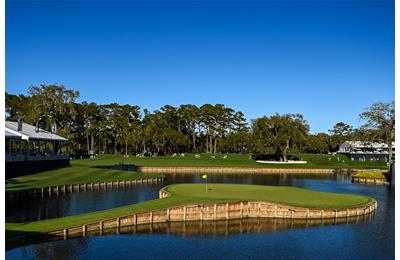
[[5, 120, 70, 178], [338, 140, 395, 160]]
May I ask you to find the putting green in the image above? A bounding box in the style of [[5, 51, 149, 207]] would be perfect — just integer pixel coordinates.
[[163, 183, 372, 209]]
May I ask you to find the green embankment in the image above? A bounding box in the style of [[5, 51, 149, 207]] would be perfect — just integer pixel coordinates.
[[6, 165, 161, 191], [354, 171, 387, 179], [6, 183, 373, 238], [72, 153, 387, 169]]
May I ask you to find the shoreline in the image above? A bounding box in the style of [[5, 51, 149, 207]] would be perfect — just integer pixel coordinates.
[[5, 176, 164, 195], [45, 199, 378, 238], [137, 166, 358, 174]]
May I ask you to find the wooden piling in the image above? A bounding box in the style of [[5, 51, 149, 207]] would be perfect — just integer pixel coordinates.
[[82, 225, 87, 236]]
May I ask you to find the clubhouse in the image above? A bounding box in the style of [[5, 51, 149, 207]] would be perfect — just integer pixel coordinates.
[[5, 120, 70, 178], [338, 140, 395, 161]]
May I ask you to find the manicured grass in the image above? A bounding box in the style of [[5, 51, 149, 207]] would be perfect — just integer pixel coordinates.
[[6, 152, 386, 191], [6, 183, 372, 239], [166, 183, 372, 208], [5, 166, 161, 191], [72, 153, 388, 169], [354, 171, 387, 179]]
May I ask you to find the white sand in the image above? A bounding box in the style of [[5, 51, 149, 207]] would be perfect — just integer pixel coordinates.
[[256, 160, 308, 164]]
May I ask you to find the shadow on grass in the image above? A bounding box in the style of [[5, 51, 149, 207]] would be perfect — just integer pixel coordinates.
[[5, 180, 37, 191], [90, 164, 138, 172], [5, 179, 36, 185]]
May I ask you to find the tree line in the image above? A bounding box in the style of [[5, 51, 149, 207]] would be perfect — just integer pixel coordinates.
[[5, 85, 395, 161]]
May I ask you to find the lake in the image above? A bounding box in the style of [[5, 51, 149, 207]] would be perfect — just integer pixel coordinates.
[[6, 172, 394, 259]]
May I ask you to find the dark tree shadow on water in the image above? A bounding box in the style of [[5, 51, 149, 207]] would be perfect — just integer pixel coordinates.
[[6, 213, 375, 252]]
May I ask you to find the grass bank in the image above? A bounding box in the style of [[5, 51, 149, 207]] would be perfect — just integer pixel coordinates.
[[73, 153, 387, 169], [5, 165, 161, 192], [6, 183, 373, 239], [354, 171, 387, 179]]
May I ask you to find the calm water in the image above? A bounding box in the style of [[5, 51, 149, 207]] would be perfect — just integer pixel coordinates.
[[6, 173, 394, 259], [6, 173, 342, 223]]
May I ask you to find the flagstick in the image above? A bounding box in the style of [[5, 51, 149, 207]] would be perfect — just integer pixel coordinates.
[[206, 178, 208, 193]]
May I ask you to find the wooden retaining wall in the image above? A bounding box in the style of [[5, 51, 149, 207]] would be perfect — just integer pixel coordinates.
[[7, 215, 375, 251], [47, 193, 377, 239], [6, 177, 164, 198], [137, 166, 350, 174], [352, 176, 386, 185]]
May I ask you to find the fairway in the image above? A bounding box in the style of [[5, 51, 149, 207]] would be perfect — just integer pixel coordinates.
[[6, 152, 386, 192], [72, 153, 388, 169], [5, 153, 386, 192], [5, 165, 161, 191]]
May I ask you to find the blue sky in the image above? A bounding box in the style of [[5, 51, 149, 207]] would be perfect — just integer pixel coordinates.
[[6, 0, 394, 133]]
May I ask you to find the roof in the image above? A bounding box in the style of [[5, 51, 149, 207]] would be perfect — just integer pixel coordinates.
[[5, 129, 21, 139], [5, 121, 68, 141]]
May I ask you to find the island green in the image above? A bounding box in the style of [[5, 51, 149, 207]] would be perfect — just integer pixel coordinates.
[[6, 183, 373, 241]]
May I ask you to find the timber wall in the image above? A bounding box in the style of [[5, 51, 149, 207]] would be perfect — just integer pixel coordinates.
[[137, 166, 350, 174], [352, 176, 386, 185], [6, 177, 164, 199], [7, 215, 374, 251], [46, 194, 377, 239]]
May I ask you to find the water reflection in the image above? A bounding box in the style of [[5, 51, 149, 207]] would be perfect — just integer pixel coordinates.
[[7, 214, 375, 251], [6, 184, 162, 223]]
